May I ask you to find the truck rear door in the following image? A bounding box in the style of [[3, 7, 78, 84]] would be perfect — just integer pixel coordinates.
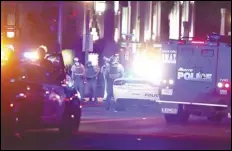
[[216, 44, 231, 99], [175, 43, 218, 103]]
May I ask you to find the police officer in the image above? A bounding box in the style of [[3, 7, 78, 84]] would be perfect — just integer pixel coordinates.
[[86, 61, 99, 102], [71, 57, 85, 101], [36, 45, 52, 67], [105, 54, 124, 110], [37, 45, 48, 61], [101, 57, 110, 100]]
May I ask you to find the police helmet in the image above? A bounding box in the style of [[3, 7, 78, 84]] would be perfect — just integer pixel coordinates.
[[73, 57, 79, 63], [37, 45, 48, 53], [37, 45, 48, 59], [103, 56, 110, 63], [86, 61, 92, 66], [110, 54, 119, 64]]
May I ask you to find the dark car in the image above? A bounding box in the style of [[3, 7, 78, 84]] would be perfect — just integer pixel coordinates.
[[1, 53, 81, 142]]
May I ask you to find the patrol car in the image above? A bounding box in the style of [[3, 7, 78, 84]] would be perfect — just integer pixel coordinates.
[[113, 77, 160, 109], [113, 51, 162, 110], [1, 52, 82, 141], [158, 33, 231, 123]]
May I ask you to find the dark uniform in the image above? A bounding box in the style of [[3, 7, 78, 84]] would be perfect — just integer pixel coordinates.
[[105, 55, 124, 110], [71, 58, 85, 101], [86, 61, 99, 102], [101, 57, 110, 100]]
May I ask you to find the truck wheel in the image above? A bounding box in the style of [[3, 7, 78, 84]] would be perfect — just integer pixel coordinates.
[[207, 114, 224, 123], [164, 105, 189, 124]]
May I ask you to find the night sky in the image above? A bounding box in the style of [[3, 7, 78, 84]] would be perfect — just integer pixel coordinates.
[[195, 1, 231, 38]]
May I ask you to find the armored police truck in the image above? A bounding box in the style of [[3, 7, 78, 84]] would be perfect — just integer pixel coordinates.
[[158, 34, 231, 123]]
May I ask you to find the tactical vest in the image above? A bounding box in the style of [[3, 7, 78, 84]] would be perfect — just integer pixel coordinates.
[[86, 66, 97, 78], [73, 64, 84, 75], [109, 63, 120, 79]]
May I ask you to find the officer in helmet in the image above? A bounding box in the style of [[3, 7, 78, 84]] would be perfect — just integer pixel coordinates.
[[105, 54, 124, 110], [101, 56, 110, 100], [36, 45, 52, 69], [37, 45, 48, 61], [86, 61, 99, 102], [71, 57, 85, 101]]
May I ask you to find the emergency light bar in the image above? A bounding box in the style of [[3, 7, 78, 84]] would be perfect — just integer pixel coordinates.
[[178, 40, 205, 45]]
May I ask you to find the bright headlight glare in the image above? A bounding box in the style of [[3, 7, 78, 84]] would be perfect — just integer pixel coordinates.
[[132, 56, 162, 78], [23, 51, 39, 60], [169, 79, 174, 85]]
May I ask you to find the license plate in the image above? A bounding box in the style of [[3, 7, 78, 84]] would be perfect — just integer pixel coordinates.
[[161, 88, 173, 95]]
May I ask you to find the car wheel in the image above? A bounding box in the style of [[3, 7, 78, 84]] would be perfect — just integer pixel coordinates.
[[59, 107, 81, 137], [164, 105, 189, 124]]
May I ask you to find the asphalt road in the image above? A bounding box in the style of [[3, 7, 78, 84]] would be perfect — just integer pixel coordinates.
[[2, 102, 231, 150]]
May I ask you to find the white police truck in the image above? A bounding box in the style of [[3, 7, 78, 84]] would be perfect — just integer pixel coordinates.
[[158, 34, 231, 123]]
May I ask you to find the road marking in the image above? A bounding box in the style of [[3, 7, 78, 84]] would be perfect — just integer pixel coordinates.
[[81, 117, 163, 124]]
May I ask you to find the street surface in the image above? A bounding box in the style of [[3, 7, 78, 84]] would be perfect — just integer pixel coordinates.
[[2, 100, 231, 150]]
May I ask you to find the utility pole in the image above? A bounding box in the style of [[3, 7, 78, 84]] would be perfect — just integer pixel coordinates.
[[58, 2, 63, 52], [85, 5, 91, 64], [83, 2, 93, 66]]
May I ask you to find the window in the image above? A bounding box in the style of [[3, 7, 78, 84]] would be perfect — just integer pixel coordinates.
[[180, 48, 194, 56], [201, 49, 214, 57]]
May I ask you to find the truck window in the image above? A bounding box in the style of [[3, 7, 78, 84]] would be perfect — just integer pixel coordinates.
[[201, 49, 214, 57], [180, 48, 194, 56], [178, 48, 194, 64]]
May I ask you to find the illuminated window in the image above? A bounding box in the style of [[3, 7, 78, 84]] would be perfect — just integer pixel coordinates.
[[95, 1, 106, 14], [6, 31, 15, 38], [88, 53, 99, 66], [90, 28, 99, 41], [114, 1, 119, 14], [95, 1, 119, 14]]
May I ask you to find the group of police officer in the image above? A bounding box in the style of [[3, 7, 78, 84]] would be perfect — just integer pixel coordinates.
[[11, 45, 125, 110], [71, 54, 124, 110]]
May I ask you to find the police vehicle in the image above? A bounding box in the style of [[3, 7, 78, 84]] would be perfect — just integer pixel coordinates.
[[113, 77, 160, 110], [1, 52, 82, 141], [158, 33, 231, 123], [113, 52, 161, 110]]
